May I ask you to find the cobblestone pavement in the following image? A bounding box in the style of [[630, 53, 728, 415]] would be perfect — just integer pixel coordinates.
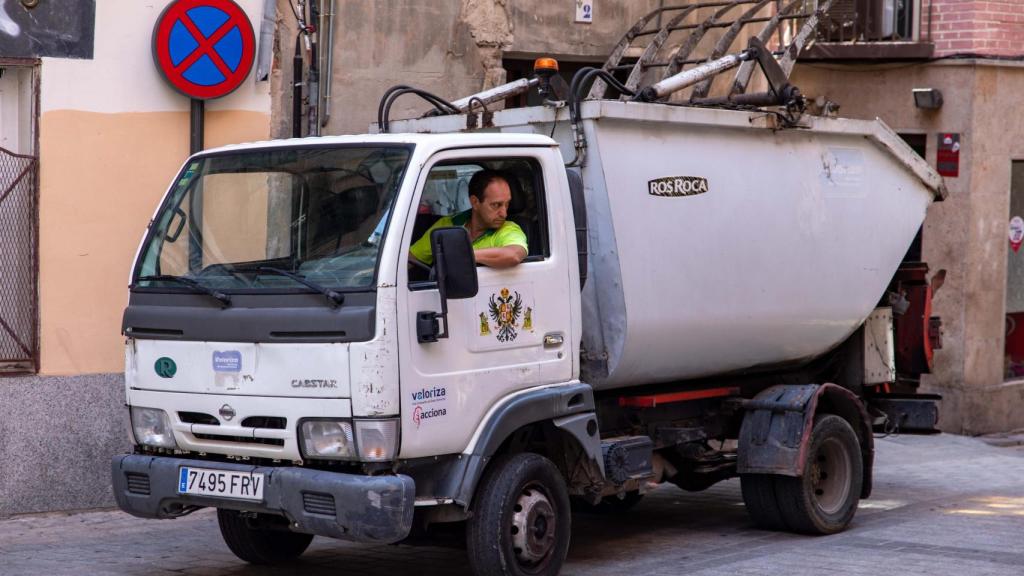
[[2, 434, 1023, 576]]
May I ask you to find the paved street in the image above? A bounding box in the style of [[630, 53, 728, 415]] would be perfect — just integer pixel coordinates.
[[2, 433, 1023, 576]]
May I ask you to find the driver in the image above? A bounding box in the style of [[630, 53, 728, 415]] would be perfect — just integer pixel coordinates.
[[409, 170, 528, 269]]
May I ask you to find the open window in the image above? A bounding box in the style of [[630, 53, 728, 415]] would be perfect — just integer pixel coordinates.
[[408, 157, 550, 284]]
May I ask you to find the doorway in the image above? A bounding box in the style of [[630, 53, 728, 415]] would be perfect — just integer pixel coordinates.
[[1005, 162, 1024, 380], [0, 62, 38, 374]]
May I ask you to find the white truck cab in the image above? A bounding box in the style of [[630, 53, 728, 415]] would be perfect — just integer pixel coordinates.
[[115, 133, 592, 571]]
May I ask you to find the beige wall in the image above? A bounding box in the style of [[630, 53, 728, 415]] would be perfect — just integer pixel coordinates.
[[792, 60, 1024, 434], [38, 110, 270, 375], [37, 0, 273, 375]]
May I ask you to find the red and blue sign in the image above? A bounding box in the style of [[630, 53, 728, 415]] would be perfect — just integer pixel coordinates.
[[153, 0, 255, 100]]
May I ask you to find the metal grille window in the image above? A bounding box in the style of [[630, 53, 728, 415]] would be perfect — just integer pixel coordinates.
[[0, 146, 37, 373]]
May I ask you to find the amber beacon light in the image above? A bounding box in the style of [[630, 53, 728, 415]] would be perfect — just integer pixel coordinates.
[[534, 57, 559, 74]]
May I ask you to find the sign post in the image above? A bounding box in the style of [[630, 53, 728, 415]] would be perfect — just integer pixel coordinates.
[[152, 0, 256, 153]]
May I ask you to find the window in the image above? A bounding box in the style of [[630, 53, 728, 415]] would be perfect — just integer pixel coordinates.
[[408, 158, 549, 284], [0, 63, 38, 374], [503, 58, 607, 108], [134, 146, 411, 293]]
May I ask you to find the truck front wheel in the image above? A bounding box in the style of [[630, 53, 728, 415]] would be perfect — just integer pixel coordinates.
[[741, 414, 862, 535], [217, 509, 313, 565], [466, 453, 571, 576]]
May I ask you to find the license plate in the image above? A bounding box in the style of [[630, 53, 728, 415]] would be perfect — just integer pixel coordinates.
[[178, 467, 264, 501]]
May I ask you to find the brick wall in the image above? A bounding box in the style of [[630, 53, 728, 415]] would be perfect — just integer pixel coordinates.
[[924, 0, 1024, 56]]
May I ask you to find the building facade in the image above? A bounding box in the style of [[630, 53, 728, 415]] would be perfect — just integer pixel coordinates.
[[0, 0, 271, 515], [793, 0, 1024, 434]]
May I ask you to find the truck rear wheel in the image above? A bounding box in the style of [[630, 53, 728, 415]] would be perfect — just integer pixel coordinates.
[[741, 415, 862, 535], [466, 453, 571, 576], [740, 474, 788, 530], [217, 509, 313, 565]]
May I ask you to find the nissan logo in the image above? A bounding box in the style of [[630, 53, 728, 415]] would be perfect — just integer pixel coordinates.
[[219, 404, 236, 421]]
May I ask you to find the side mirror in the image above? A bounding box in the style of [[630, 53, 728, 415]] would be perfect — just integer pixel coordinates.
[[416, 227, 478, 343], [431, 227, 478, 300]]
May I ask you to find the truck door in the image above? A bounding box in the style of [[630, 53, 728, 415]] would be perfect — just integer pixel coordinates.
[[396, 148, 575, 458]]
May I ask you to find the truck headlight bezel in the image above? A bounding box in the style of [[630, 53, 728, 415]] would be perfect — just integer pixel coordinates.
[[299, 419, 357, 460], [298, 418, 399, 462], [130, 406, 178, 449]]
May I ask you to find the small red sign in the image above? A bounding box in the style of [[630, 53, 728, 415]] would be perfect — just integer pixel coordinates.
[[152, 0, 255, 100], [936, 133, 960, 178], [1011, 216, 1024, 253]]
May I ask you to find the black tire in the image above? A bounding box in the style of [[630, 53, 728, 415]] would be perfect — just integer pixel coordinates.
[[740, 474, 788, 531], [571, 490, 644, 515], [777, 414, 862, 534], [466, 453, 571, 576], [217, 509, 313, 565], [741, 414, 862, 535]]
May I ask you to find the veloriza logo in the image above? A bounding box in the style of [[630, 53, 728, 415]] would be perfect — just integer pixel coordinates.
[[648, 176, 709, 197]]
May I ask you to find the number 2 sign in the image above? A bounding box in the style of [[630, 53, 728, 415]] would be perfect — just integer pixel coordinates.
[[575, 0, 593, 24]]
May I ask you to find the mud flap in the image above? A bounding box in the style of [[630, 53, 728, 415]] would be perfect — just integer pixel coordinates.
[[738, 383, 874, 499]]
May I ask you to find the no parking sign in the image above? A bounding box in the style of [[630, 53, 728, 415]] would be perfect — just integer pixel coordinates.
[[152, 0, 255, 100]]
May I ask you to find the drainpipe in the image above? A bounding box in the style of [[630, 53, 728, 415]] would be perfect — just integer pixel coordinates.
[[320, 0, 335, 129], [293, 33, 303, 138], [306, 0, 320, 136]]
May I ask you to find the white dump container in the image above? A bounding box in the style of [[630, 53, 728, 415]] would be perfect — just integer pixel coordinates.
[[389, 100, 946, 389]]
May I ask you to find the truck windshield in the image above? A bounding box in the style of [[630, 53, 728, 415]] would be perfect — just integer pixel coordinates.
[[134, 145, 411, 292]]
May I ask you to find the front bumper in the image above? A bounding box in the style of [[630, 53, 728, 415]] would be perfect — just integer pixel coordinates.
[[112, 454, 415, 544]]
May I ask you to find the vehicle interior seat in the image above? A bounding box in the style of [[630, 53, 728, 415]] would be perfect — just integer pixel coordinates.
[[506, 173, 541, 258]]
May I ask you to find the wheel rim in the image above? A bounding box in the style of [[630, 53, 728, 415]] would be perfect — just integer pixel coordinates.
[[811, 437, 852, 515], [510, 482, 557, 569]]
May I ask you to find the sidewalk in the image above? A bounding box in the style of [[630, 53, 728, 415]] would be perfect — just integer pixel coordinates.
[[1, 433, 1022, 575]]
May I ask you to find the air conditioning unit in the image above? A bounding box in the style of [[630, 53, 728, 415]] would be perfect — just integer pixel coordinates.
[[869, 0, 897, 40]]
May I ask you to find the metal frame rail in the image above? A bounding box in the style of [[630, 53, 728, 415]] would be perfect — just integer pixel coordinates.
[[587, 0, 836, 104]]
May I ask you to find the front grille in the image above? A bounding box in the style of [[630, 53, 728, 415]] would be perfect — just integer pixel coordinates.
[[192, 433, 284, 447], [303, 492, 336, 516], [179, 412, 219, 425], [125, 472, 151, 495], [241, 416, 287, 429]]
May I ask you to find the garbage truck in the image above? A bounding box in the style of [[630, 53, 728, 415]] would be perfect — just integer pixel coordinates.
[[112, 6, 946, 576]]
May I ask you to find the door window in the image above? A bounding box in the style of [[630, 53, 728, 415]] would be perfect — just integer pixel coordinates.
[[407, 158, 549, 285]]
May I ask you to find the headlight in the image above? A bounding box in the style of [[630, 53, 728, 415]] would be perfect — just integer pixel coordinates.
[[130, 406, 178, 449], [300, 420, 355, 460], [355, 419, 398, 462]]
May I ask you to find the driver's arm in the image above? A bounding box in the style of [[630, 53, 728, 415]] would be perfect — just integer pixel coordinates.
[[474, 222, 528, 268], [474, 245, 527, 269]]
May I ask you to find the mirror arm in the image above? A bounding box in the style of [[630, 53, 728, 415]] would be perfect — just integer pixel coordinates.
[[417, 245, 451, 343], [434, 246, 452, 339]]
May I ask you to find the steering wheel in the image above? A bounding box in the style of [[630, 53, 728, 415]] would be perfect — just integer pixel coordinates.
[[409, 257, 437, 282]]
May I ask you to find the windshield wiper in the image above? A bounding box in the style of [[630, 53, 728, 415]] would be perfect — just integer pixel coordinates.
[[135, 275, 232, 308], [257, 267, 345, 308]]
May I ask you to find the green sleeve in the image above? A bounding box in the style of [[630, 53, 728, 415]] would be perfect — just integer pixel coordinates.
[[409, 216, 451, 265], [494, 221, 528, 252]]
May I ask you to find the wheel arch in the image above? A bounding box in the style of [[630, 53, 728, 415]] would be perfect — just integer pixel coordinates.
[[738, 383, 874, 499], [454, 382, 602, 507]]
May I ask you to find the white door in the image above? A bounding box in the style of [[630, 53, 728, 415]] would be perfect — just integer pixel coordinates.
[[396, 147, 574, 458]]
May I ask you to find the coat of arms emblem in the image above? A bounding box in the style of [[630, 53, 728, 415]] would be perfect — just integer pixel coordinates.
[[487, 287, 523, 342]]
